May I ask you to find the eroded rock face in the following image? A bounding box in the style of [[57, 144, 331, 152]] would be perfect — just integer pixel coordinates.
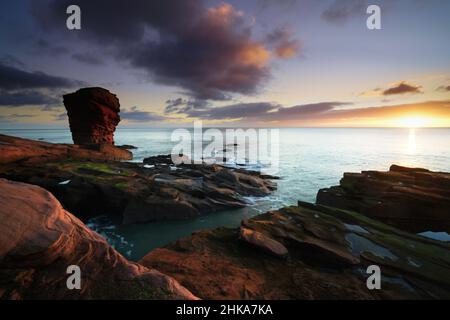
[[63, 87, 121, 146], [141, 203, 450, 300], [316, 165, 450, 233], [0, 178, 197, 300]]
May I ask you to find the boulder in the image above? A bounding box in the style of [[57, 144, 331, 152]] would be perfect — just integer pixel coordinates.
[[0, 178, 197, 300], [63, 87, 121, 146], [239, 227, 288, 258]]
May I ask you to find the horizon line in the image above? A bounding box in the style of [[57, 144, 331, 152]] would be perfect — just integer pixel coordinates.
[[1, 126, 450, 130]]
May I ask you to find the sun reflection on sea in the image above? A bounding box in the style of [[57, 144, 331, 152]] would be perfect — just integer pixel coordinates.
[[407, 128, 417, 155]]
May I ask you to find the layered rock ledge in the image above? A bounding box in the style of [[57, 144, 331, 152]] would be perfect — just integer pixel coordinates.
[[0, 179, 197, 300], [141, 202, 450, 299], [316, 165, 450, 233], [0, 135, 276, 224]]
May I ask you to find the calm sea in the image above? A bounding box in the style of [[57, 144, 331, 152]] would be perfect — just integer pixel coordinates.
[[2, 127, 449, 260]]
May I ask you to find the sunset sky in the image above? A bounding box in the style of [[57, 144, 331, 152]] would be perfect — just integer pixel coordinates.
[[0, 0, 449, 128]]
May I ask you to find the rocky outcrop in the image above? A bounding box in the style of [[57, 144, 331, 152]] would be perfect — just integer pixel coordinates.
[[63, 87, 121, 146], [0, 136, 276, 224], [0, 134, 132, 163], [316, 165, 450, 233], [0, 179, 197, 300], [141, 202, 450, 300]]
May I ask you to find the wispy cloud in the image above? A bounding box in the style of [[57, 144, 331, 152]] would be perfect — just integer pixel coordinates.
[[121, 106, 169, 122], [437, 85, 450, 92], [71, 52, 105, 66], [168, 99, 450, 126], [321, 0, 366, 25], [0, 61, 83, 91], [0, 59, 83, 110], [0, 90, 59, 107]]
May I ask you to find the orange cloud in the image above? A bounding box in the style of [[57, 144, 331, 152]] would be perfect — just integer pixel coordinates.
[[275, 42, 301, 58], [238, 44, 271, 68], [265, 28, 302, 59], [207, 3, 244, 26]]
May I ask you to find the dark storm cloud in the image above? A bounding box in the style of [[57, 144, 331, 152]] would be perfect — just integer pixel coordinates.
[[121, 106, 169, 122], [0, 62, 83, 90], [0, 90, 59, 107], [71, 52, 104, 66], [32, 0, 300, 100], [382, 82, 422, 95], [322, 0, 367, 25]]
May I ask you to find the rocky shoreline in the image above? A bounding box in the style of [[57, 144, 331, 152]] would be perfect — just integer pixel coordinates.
[[1, 146, 449, 299], [0, 133, 278, 299], [0, 134, 277, 224]]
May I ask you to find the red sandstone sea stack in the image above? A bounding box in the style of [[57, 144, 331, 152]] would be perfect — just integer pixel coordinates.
[[63, 87, 121, 145]]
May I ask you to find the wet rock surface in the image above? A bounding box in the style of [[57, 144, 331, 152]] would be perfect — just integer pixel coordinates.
[[0, 179, 197, 300], [316, 165, 450, 233], [0, 135, 276, 224], [141, 202, 450, 299], [63, 87, 121, 146]]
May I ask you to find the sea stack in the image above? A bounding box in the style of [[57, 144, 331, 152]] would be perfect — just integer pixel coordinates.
[[63, 87, 121, 145]]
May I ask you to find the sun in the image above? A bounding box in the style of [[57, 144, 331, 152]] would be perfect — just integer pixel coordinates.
[[398, 116, 428, 128]]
